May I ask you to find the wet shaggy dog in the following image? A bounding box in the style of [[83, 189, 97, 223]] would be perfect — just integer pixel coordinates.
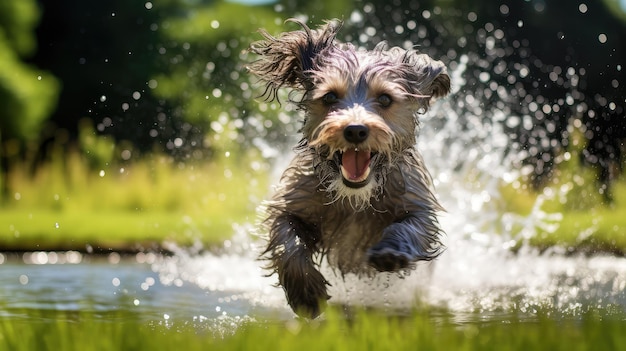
[[248, 19, 451, 318]]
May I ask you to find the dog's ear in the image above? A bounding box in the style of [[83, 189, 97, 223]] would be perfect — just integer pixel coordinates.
[[430, 66, 450, 98], [248, 19, 342, 101], [399, 50, 451, 107], [428, 64, 451, 100]]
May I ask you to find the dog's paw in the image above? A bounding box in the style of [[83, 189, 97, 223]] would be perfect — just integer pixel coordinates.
[[290, 293, 328, 319], [366, 244, 412, 272], [282, 266, 330, 319]]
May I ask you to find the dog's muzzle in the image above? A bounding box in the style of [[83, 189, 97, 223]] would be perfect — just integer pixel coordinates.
[[340, 125, 372, 188]]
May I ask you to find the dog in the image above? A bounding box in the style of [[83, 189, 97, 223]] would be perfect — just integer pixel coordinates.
[[248, 19, 450, 318]]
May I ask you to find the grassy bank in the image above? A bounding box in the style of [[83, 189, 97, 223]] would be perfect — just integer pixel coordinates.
[[1, 308, 625, 351], [1, 131, 625, 255], [500, 136, 626, 255], [0, 149, 269, 252]]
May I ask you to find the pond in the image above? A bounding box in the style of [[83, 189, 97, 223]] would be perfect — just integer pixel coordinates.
[[2, 224, 626, 333], [0, 247, 291, 330]]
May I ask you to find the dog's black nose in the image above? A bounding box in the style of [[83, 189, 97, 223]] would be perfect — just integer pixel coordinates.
[[343, 124, 369, 144]]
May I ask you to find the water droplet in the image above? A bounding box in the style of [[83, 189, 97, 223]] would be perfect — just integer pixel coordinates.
[[145, 1, 153, 10], [99, 170, 106, 177], [350, 10, 363, 23], [479, 72, 491, 83], [54, 222, 60, 229], [224, 168, 233, 178]]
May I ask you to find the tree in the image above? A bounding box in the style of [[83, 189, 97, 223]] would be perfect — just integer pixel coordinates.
[[0, 0, 59, 150]]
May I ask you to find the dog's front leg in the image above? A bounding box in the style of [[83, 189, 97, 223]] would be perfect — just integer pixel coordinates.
[[367, 212, 444, 272], [265, 214, 329, 318]]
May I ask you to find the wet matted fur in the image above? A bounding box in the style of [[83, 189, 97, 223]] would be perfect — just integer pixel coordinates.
[[248, 19, 451, 318]]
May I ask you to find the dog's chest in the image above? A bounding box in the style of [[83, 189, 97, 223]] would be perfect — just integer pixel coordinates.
[[316, 206, 392, 270]]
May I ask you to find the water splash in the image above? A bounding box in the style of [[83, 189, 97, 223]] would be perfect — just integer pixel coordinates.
[[152, 226, 293, 319], [414, 59, 625, 318], [150, 50, 626, 323]]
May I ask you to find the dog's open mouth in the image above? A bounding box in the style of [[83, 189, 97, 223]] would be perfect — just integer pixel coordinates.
[[339, 148, 372, 188]]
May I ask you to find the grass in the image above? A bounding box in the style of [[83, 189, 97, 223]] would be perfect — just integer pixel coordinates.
[[1, 123, 625, 255], [1, 308, 625, 351], [499, 130, 626, 255], [0, 146, 269, 251]]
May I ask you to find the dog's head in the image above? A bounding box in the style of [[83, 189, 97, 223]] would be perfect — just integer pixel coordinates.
[[249, 19, 450, 209]]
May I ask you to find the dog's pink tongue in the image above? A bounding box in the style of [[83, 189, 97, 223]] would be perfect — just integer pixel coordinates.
[[342, 149, 371, 180]]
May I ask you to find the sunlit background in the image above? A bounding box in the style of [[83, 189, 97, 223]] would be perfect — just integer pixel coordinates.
[[0, 0, 626, 344]]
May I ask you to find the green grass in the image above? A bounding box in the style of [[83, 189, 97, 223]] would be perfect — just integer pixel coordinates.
[[0, 209, 207, 251], [1, 308, 625, 351], [0, 148, 268, 251], [2, 123, 625, 255], [500, 145, 626, 254]]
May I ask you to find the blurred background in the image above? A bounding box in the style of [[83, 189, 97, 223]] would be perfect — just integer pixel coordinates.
[[0, 0, 625, 254]]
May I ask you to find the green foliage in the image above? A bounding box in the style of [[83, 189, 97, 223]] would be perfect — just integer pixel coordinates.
[[543, 127, 607, 212], [528, 125, 626, 252], [500, 123, 626, 253], [151, 1, 283, 153], [78, 119, 116, 168], [0, 0, 59, 144], [0, 135, 269, 250], [0, 0, 39, 55], [0, 0, 356, 160], [532, 206, 626, 254], [151, 0, 356, 154]]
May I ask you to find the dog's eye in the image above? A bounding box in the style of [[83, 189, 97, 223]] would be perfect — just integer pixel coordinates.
[[377, 94, 392, 107], [322, 92, 339, 105]]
